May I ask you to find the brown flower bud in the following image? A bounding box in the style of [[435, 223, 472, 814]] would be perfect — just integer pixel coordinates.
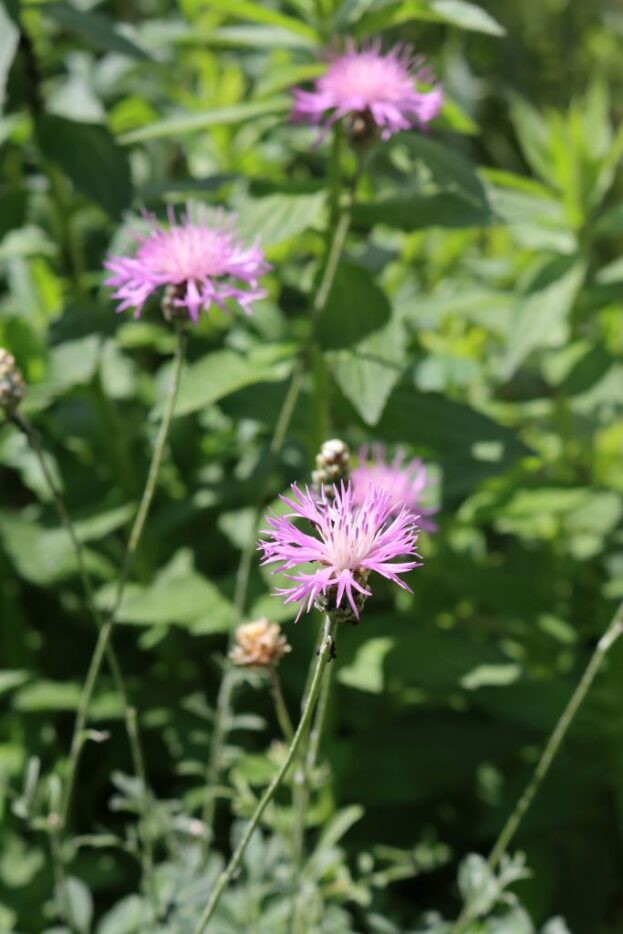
[[311, 438, 350, 495], [0, 349, 25, 415], [229, 619, 291, 668]]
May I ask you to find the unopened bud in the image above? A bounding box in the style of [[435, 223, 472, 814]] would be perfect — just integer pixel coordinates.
[[230, 619, 291, 668], [0, 349, 25, 414], [311, 438, 350, 496]]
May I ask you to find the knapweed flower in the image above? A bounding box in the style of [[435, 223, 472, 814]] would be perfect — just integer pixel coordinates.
[[259, 483, 420, 621], [291, 40, 442, 141], [0, 349, 25, 414], [104, 204, 269, 322], [229, 618, 291, 668], [352, 445, 437, 532]]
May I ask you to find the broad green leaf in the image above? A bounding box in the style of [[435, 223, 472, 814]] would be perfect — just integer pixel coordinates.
[[35, 3, 150, 59], [326, 315, 406, 426], [97, 895, 148, 934], [118, 97, 290, 144], [98, 551, 234, 632], [159, 343, 295, 419], [199, 24, 316, 49], [318, 262, 392, 350], [461, 664, 521, 690], [338, 638, 394, 693], [236, 192, 325, 249], [393, 134, 489, 205], [0, 4, 19, 115], [35, 115, 132, 218], [501, 256, 586, 376], [354, 191, 491, 231]]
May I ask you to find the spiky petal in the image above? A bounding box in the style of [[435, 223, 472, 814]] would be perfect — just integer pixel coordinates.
[[351, 445, 438, 532], [104, 203, 269, 322], [259, 483, 421, 621], [291, 40, 442, 141]]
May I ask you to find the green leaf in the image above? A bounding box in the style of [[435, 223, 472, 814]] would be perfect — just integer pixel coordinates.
[[501, 256, 586, 376], [98, 551, 234, 632], [0, 671, 29, 697], [338, 638, 394, 693], [35, 115, 132, 218], [318, 262, 392, 350], [0, 4, 19, 115], [236, 192, 325, 249], [429, 0, 505, 36], [354, 191, 491, 231], [160, 343, 295, 419], [118, 96, 290, 145], [34, 3, 150, 59], [354, 0, 504, 37], [326, 315, 406, 426], [56, 876, 93, 934], [202, 0, 318, 41]]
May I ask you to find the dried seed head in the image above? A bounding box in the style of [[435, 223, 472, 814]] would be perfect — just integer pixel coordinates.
[[0, 349, 25, 415], [229, 618, 291, 668], [311, 438, 351, 495]]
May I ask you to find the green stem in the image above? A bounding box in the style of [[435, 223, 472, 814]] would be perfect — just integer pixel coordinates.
[[200, 175, 356, 838], [200, 665, 238, 833], [192, 615, 338, 934], [289, 627, 334, 934], [269, 666, 294, 743], [9, 411, 154, 891], [49, 822, 72, 929], [452, 603, 623, 934], [59, 327, 187, 838]]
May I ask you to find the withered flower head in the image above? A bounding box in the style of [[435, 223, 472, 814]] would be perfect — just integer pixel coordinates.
[[229, 618, 291, 668]]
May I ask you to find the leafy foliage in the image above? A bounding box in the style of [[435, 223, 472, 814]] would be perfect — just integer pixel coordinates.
[[1, 0, 623, 932]]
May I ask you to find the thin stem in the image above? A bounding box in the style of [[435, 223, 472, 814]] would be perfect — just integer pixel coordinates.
[[269, 667, 294, 743], [8, 411, 155, 891], [200, 666, 238, 832], [201, 156, 358, 838], [452, 604, 623, 934], [192, 615, 338, 934], [289, 626, 334, 934], [49, 822, 72, 928], [59, 327, 187, 832]]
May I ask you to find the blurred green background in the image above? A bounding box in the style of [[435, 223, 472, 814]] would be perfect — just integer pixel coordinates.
[[2, 0, 623, 931]]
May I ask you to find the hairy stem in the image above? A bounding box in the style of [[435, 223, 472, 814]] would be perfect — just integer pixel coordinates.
[[452, 603, 623, 934], [193, 616, 338, 934], [59, 327, 186, 842]]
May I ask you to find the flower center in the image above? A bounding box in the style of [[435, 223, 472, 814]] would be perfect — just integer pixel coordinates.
[[327, 54, 410, 105], [141, 226, 230, 283]]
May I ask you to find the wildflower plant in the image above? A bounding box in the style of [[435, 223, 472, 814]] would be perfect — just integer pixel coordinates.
[[2, 2, 620, 933]]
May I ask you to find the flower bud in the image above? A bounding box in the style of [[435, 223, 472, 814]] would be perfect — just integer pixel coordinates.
[[311, 438, 350, 496], [0, 349, 25, 415], [229, 619, 291, 668]]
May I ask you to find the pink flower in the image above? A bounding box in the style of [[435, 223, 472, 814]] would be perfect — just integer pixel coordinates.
[[352, 445, 438, 532], [104, 204, 269, 322], [259, 483, 421, 621], [291, 40, 442, 141]]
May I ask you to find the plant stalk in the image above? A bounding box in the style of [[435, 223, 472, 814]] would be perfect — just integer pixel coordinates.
[[452, 603, 623, 934], [59, 327, 187, 834], [193, 615, 338, 933], [201, 148, 358, 838]]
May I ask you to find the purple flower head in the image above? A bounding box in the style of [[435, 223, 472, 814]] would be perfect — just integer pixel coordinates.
[[291, 40, 442, 141], [259, 482, 421, 622], [104, 203, 270, 323], [352, 445, 438, 532]]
